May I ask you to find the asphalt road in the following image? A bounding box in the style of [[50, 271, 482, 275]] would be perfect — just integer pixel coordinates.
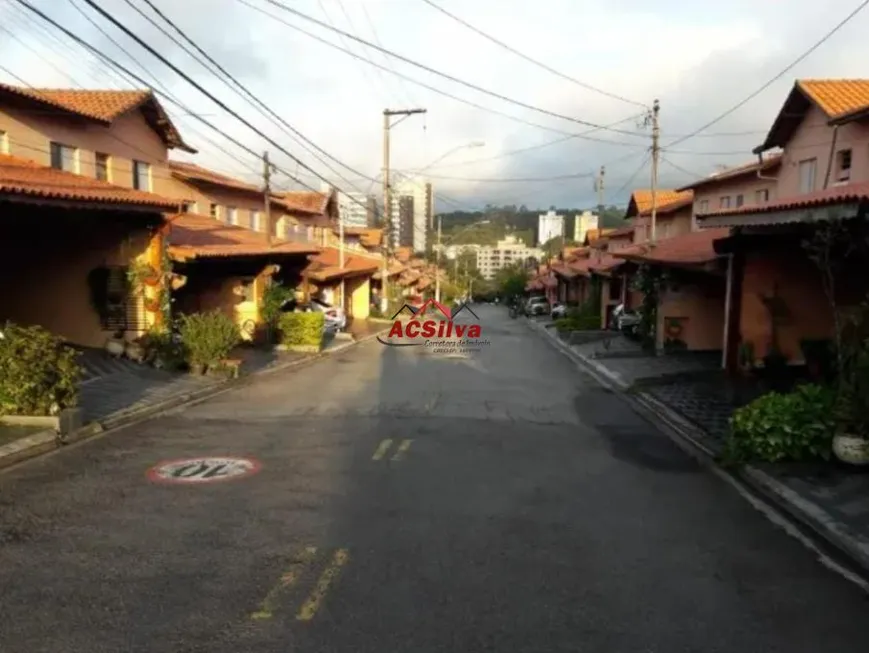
[[0, 305, 866, 652]]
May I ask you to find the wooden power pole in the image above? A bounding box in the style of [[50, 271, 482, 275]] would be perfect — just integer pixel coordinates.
[[649, 99, 660, 244], [263, 151, 272, 246], [381, 107, 426, 312], [595, 165, 605, 216]]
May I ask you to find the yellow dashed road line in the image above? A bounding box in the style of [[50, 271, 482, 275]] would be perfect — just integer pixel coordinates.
[[392, 439, 413, 461], [250, 546, 318, 620], [372, 439, 393, 461], [296, 549, 350, 622]]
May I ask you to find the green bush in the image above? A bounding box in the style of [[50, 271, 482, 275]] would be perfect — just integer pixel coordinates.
[[723, 383, 836, 464], [139, 328, 187, 371], [178, 310, 240, 368], [0, 322, 82, 416], [555, 303, 601, 331], [279, 312, 325, 350]]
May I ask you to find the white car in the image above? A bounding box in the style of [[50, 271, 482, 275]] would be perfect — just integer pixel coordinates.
[[550, 302, 568, 319], [281, 297, 346, 332], [311, 297, 347, 331]]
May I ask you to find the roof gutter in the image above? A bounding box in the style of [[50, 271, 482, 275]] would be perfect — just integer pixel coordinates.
[[755, 153, 778, 181]]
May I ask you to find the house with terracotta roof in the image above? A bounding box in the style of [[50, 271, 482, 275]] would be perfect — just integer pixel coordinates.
[[607, 187, 734, 352], [0, 85, 196, 347], [696, 79, 869, 372], [273, 189, 340, 246]]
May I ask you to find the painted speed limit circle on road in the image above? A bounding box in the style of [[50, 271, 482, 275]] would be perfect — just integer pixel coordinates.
[[147, 456, 262, 484]]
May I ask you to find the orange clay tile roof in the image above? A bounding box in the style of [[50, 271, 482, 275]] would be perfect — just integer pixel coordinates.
[[603, 225, 635, 238], [757, 80, 869, 152], [676, 155, 782, 192], [0, 85, 195, 152], [551, 264, 582, 279], [797, 79, 869, 119], [697, 181, 869, 221], [302, 246, 380, 282], [625, 190, 692, 218], [167, 213, 319, 261], [0, 153, 180, 210], [613, 228, 730, 267], [372, 260, 405, 280], [275, 190, 332, 215], [169, 161, 261, 194], [588, 254, 624, 275]]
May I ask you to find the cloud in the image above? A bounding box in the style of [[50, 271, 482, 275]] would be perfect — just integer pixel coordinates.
[[2, 0, 869, 212]]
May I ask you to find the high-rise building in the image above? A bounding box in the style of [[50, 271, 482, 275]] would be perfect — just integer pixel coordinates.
[[538, 209, 564, 245], [573, 210, 600, 243], [393, 175, 432, 253], [321, 182, 376, 229]]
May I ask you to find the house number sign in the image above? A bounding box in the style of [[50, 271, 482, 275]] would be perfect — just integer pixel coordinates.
[[147, 456, 261, 484]]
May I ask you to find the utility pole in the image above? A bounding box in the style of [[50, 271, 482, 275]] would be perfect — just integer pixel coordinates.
[[649, 99, 661, 244], [595, 165, 605, 215], [381, 107, 427, 312], [338, 191, 345, 311], [263, 151, 272, 246], [435, 214, 442, 302]]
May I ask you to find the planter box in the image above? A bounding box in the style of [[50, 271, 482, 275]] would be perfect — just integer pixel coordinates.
[[0, 407, 83, 435]]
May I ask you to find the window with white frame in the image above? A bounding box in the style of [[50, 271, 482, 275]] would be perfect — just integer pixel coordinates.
[[735, 194, 744, 208], [719, 196, 731, 209], [132, 160, 150, 190], [226, 206, 238, 225], [50, 141, 77, 173], [250, 210, 261, 231], [698, 199, 709, 214], [756, 189, 769, 203], [799, 158, 817, 193], [0, 130, 8, 154]]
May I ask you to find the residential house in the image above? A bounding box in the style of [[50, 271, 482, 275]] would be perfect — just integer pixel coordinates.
[[0, 85, 195, 347], [697, 79, 869, 371], [166, 213, 320, 340], [274, 189, 341, 246], [612, 188, 733, 353], [300, 247, 380, 321]]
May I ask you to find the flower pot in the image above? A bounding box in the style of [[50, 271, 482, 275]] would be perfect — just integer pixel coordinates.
[[832, 434, 869, 466], [105, 338, 126, 358]]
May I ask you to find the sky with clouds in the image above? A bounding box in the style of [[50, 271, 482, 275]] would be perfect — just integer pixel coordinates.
[[1, 0, 869, 212]]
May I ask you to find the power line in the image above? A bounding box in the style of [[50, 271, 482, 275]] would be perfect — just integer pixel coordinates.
[[64, 0, 264, 179], [423, 171, 597, 183], [236, 0, 645, 147], [666, 0, 869, 149], [659, 155, 706, 182], [360, 1, 416, 106], [135, 0, 380, 190], [14, 0, 327, 198], [250, 0, 650, 138], [419, 0, 647, 109], [612, 152, 651, 198]]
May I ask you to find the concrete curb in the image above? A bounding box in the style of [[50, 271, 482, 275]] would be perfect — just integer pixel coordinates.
[[0, 327, 390, 472], [528, 318, 869, 579]]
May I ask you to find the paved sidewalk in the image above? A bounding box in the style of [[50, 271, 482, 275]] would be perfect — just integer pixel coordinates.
[[529, 318, 869, 576]]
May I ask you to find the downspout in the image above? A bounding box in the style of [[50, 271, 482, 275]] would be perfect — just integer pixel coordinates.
[[755, 152, 778, 182]]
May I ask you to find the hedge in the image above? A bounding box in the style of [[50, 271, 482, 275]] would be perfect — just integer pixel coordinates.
[[279, 312, 325, 351], [0, 322, 82, 416]]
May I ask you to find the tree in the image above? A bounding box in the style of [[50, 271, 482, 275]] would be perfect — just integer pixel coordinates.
[[496, 263, 530, 300]]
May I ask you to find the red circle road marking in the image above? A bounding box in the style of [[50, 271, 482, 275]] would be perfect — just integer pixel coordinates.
[[146, 456, 262, 485]]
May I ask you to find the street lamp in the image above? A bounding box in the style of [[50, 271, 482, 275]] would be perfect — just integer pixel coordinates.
[[435, 218, 490, 302], [418, 141, 485, 172]]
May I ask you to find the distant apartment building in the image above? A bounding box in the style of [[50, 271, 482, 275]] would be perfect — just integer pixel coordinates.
[[391, 175, 433, 252], [538, 209, 564, 245], [476, 235, 544, 280], [573, 210, 599, 242], [433, 243, 481, 261], [391, 195, 415, 248], [320, 183, 377, 228]]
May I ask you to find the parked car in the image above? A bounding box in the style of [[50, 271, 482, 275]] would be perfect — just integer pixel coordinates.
[[550, 302, 568, 319], [281, 297, 346, 331], [524, 296, 549, 316], [611, 303, 641, 337]]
